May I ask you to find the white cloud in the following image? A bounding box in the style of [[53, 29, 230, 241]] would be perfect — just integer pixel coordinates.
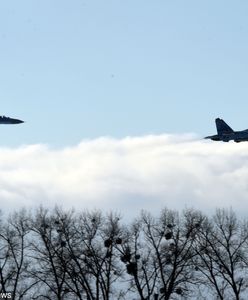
[[0, 134, 248, 218]]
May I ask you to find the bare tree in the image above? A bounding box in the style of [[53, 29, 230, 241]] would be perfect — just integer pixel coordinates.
[[55, 209, 124, 300], [1, 206, 248, 300], [117, 208, 199, 300], [193, 208, 248, 300], [0, 209, 36, 299], [29, 206, 70, 300], [30, 207, 125, 300]]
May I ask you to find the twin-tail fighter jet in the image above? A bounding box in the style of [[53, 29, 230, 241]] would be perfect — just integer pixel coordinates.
[[205, 118, 248, 143], [0, 115, 24, 124]]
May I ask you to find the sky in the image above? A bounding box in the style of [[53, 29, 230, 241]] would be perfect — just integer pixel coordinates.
[[0, 1, 248, 217]]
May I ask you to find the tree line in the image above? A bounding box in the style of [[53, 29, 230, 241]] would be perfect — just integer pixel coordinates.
[[0, 206, 248, 299]]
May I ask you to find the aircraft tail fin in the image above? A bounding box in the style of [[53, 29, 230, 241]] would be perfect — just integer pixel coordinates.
[[215, 118, 234, 135]]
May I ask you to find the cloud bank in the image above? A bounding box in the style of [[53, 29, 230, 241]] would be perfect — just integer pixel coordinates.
[[0, 134, 248, 218]]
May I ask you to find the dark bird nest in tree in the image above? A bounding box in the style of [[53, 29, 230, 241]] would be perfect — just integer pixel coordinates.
[[104, 239, 112, 248], [165, 232, 173, 240], [126, 262, 137, 276]]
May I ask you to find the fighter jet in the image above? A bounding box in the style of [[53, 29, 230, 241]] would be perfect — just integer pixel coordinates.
[[0, 115, 24, 124], [205, 118, 248, 143]]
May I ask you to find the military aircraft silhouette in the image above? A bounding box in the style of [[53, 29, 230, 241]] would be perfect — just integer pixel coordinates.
[[205, 118, 248, 143], [0, 116, 24, 124]]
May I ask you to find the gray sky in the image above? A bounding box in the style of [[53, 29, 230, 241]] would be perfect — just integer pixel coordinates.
[[0, 1, 248, 216]]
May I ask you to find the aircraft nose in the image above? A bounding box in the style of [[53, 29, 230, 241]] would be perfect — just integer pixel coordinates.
[[15, 119, 24, 124]]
